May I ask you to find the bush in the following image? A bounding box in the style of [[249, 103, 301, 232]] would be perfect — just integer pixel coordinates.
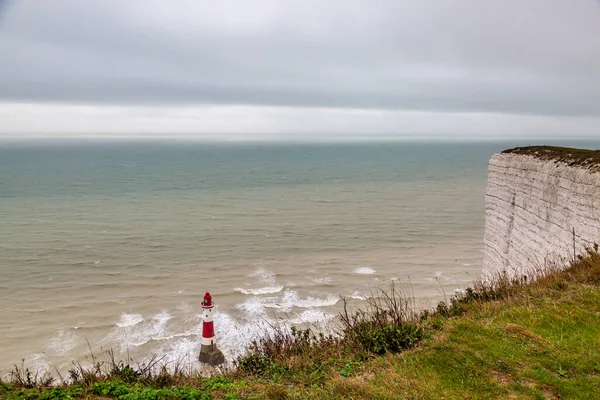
[[235, 354, 273, 376], [110, 364, 140, 384], [356, 323, 424, 355]]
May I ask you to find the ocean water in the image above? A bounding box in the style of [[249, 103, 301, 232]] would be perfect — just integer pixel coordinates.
[[0, 140, 596, 375]]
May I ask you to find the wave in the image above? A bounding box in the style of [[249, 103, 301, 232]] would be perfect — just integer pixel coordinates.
[[107, 311, 174, 349], [235, 285, 284, 295], [213, 311, 286, 362], [296, 295, 339, 308], [236, 297, 270, 316], [44, 330, 77, 356], [116, 313, 144, 328], [249, 267, 277, 285], [350, 290, 366, 300], [249, 290, 339, 312], [354, 267, 376, 275], [288, 309, 335, 325]]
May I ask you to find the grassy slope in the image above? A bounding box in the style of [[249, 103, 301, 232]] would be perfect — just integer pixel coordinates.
[[350, 285, 600, 399], [3, 252, 600, 400]]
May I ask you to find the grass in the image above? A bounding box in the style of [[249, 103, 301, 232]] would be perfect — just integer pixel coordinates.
[[2, 246, 600, 399], [503, 146, 600, 171]]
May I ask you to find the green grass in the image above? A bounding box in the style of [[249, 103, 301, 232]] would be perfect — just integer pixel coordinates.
[[3, 248, 600, 399], [503, 145, 600, 170]]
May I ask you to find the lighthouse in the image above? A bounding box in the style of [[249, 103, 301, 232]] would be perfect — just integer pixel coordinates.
[[198, 292, 225, 366]]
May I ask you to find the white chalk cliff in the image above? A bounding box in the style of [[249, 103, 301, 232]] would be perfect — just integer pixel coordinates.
[[483, 147, 600, 278]]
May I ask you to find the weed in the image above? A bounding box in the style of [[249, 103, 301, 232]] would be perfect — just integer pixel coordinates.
[[339, 361, 362, 378], [265, 385, 288, 400], [9, 361, 54, 389]]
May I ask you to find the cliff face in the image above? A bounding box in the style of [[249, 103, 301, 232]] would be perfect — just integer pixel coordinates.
[[483, 147, 600, 278]]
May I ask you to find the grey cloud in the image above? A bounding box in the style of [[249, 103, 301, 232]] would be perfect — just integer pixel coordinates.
[[1, 0, 599, 116]]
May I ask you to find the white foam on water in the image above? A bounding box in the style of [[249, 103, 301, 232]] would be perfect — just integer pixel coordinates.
[[107, 311, 173, 349], [152, 311, 173, 325], [177, 302, 193, 313], [250, 267, 276, 285], [259, 290, 295, 311], [236, 297, 269, 317], [141, 329, 201, 343], [350, 290, 366, 300], [263, 305, 280, 310], [257, 290, 339, 311], [118, 335, 202, 375], [116, 313, 144, 328], [288, 309, 335, 325], [354, 267, 376, 275], [44, 330, 77, 356], [235, 285, 284, 295], [213, 311, 288, 362], [296, 295, 339, 308], [138, 311, 174, 345], [214, 310, 335, 363], [278, 290, 299, 311], [313, 277, 332, 284], [156, 337, 200, 369]]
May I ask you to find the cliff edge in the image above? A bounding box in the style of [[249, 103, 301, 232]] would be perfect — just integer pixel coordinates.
[[483, 146, 600, 278]]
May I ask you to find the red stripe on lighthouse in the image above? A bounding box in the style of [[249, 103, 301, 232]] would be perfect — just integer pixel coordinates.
[[203, 322, 215, 338]]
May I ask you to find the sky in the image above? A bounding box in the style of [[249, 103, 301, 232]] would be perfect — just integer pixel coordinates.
[[0, 0, 599, 141]]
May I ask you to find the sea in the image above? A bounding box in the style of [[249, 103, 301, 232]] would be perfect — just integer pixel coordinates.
[[1, 139, 598, 376]]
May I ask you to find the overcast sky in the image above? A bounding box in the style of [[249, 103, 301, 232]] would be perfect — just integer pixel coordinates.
[[1, 0, 599, 140]]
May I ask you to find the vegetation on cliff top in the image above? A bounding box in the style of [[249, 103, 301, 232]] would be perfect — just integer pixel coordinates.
[[2, 246, 600, 399], [504, 146, 600, 171]]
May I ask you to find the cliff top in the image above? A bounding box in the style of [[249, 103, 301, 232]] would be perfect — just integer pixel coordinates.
[[503, 146, 600, 170]]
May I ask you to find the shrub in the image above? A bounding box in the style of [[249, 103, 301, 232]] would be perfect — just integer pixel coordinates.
[[235, 354, 273, 376], [356, 323, 424, 355], [110, 364, 140, 384]]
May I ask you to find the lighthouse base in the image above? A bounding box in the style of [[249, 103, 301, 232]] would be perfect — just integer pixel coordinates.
[[198, 343, 225, 366]]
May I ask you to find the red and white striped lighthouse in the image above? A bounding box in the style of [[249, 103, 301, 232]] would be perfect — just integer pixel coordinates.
[[198, 291, 225, 365]]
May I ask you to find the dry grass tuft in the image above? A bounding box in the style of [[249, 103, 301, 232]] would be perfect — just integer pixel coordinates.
[[491, 370, 513, 386], [504, 323, 545, 343]]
